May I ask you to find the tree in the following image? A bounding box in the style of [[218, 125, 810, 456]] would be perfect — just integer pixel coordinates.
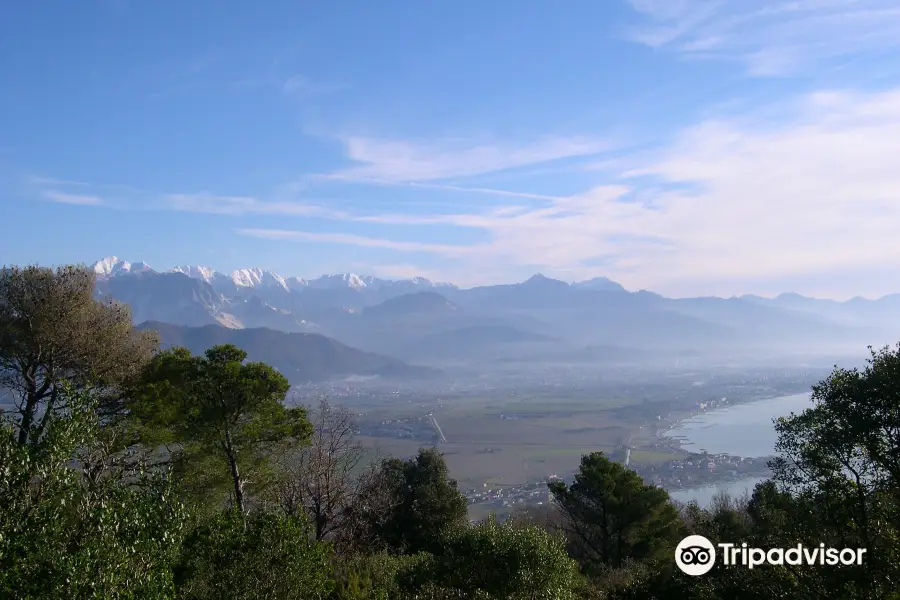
[[0, 264, 157, 445], [770, 344, 900, 597], [549, 452, 683, 573], [130, 344, 312, 514], [403, 518, 581, 600], [277, 398, 366, 541], [173, 509, 332, 600], [0, 386, 187, 599], [348, 447, 467, 554]]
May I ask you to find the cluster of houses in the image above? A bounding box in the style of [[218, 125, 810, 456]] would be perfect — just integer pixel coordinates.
[[463, 478, 560, 509], [631, 452, 771, 490]]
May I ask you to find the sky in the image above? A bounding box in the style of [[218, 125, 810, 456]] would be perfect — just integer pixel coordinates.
[[2, 0, 900, 299]]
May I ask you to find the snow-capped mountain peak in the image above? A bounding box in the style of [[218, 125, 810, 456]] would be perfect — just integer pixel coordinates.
[[406, 276, 455, 288], [91, 256, 153, 277], [90, 256, 456, 290], [129, 261, 154, 273], [308, 273, 375, 290], [170, 265, 220, 282], [346, 273, 366, 289], [284, 276, 308, 291], [229, 268, 289, 291]]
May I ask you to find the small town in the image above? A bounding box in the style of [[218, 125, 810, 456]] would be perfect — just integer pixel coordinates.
[[461, 451, 773, 516]]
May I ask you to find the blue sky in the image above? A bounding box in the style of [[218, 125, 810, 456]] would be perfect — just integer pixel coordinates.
[[2, 0, 900, 298]]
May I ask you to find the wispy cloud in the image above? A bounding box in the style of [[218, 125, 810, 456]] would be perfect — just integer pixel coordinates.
[[240, 87, 900, 296], [28, 176, 93, 187], [42, 190, 104, 206], [315, 174, 562, 201], [282, 74, 349, 98], [333, 135, 613, 182], [235, 229, 472, 256], [27, 86, 900, 296], [624, 0, 900, 75], [165, 193, 343, 217]]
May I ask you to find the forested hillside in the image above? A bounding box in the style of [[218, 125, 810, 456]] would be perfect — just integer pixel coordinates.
[[2, 265, 898, 599]]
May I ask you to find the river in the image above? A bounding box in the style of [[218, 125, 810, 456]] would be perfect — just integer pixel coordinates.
[[664, 393, 814, 506]]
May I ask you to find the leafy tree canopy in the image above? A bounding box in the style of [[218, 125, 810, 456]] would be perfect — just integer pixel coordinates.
[[350, 447, 468, 554], [0, 264, 157, 445], [549, 452, 684, 573], [129, 344, 311, 514]]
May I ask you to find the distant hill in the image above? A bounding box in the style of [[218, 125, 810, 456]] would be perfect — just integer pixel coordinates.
[[137, 321, 436, 383], [420, 324, 556, 346], [362, 291, 459, 319], [570, 276, 627, 292], [401, 324, 559, 362]]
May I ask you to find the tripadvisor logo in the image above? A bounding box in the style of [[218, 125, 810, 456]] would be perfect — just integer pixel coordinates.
[[675, 535, 867, 576], [676, 535, 717, 576]]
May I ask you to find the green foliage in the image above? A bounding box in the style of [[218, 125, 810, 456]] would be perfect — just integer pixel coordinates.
[[0, 387, 187, 600], [329, 552, 430, 600], [771, 344, 900, 595], [0, 264, 157, 445], [549, 452, 684, 573], [351, 447, 468, 554], [6, 279, 900, 600], [130, 344, 312, 512], [332, 526, 579, 600], [404, 518, 581, 600], [173, 509, 332, 600]]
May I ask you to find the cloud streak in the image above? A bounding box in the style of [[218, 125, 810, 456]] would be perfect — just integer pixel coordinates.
[[315, 173, 563, 201], [624, 0, 900, 75], [235, 228, 473, 256], [235, 87, 900, 296], [165, 193, 343, 217], [282, 74, 349, 98], [42, 190, 104, 206], [333, 135, 613, 182], [27, 87, 900, 297]]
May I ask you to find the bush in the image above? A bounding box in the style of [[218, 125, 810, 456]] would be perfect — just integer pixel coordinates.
[[329, 552, 430, 600], [0, 390, 187, 599], [174, 509, 332, 600], [404, 518, 580, 600]]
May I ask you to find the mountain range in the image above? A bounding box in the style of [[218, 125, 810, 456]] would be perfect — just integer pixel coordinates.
[[138, 321, 435, 383], [90, 257, 900, 378]]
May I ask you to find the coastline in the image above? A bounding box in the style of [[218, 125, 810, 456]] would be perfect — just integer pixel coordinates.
[[653, 389, 812, 454], [629, 391, 813, 499]]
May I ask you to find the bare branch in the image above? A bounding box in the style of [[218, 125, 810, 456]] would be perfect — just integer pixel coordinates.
[[276, 397, 366, 541]]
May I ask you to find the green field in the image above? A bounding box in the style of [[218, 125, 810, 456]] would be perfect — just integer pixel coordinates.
[[629, 449, 684, 464], [348, 393, 667, 489]]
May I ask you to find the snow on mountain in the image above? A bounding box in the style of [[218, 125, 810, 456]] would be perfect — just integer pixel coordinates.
[[170, 265, 221, 282], [308, 273, 379, 290], [92, 256, 154, 277], [376, 277, 458, 293], [91, 257, 450, 291], [406, 276, 456, 289], [130, 261, 154, 273], [171, 265, 290, 292], [284, 276, 308, 291], [229, 268, 289, 291]]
